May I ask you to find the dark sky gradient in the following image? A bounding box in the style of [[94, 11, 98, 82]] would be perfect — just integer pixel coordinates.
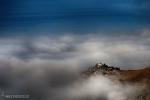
[[0, 0, 150, 36]]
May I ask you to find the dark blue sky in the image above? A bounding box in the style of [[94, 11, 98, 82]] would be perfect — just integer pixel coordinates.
[[0, 0, 150, 36]]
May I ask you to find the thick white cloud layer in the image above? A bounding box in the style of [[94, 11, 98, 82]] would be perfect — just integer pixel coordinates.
[[0, 30, 150, 68], [0, 31, 149, 100], [67, 75, 143, 100]]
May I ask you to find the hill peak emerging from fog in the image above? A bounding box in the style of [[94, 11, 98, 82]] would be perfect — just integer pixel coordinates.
[[82, 63, 150, 100]]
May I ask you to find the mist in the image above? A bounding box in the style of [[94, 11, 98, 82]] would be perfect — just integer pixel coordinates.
[[0, 30, 149, 99], [0, 30, 150, 67], [0, 59, 145, 100]]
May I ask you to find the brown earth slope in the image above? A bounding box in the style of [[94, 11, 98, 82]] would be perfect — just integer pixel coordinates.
[[119, 67, 150, 83], [119, 67, 150, 100]]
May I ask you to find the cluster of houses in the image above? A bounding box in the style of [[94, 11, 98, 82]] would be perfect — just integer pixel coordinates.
[[87, 63, 120, 75]]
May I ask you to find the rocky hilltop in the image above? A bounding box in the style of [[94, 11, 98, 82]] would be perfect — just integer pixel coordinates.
[[82, 63, 150, 100], [83, 63, 120, 76]]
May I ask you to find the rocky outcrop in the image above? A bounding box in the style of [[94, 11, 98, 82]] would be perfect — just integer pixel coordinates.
[[82, 63, 120, 76]]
